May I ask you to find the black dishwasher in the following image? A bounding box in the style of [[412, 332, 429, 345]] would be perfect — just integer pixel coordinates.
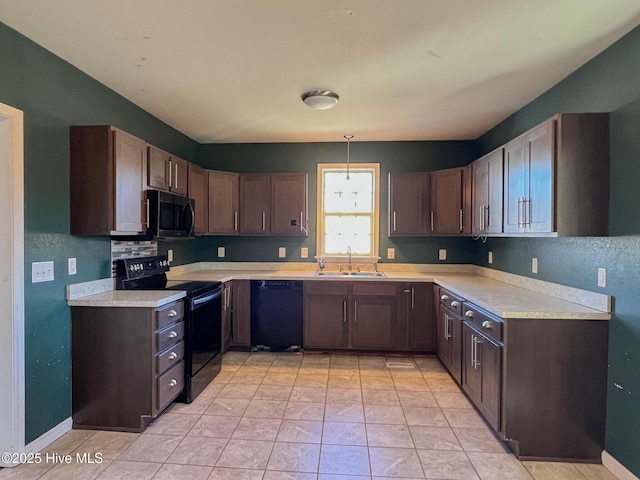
[[251, 280, 303, 351]]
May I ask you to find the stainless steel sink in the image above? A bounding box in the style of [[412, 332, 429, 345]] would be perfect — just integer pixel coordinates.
[[314, 271, 387, 278]]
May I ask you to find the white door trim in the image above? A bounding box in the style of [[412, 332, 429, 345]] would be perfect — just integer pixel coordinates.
[[0, 101, 25, 467]]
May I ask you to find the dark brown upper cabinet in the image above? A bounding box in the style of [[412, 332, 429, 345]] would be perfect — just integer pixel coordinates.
[[503, 113, 609, 236], [239, 174, 271, 235], [388, 172, 430, 236], [208, 170, 240, 235], [147, 145, 188, 196], [188, 162, 208, 235], [71, 125, 147, 235], [472, 148, 504, 235], [430, 166, 472, 235]]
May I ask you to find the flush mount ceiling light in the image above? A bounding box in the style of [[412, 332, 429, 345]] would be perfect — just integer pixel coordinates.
[[301, 89, 339, 110]]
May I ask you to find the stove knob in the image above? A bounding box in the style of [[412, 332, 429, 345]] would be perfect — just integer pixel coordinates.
[[129, 265, 135, 271]]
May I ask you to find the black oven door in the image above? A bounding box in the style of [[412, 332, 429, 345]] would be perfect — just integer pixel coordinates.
[[182, 284, 223, 402]]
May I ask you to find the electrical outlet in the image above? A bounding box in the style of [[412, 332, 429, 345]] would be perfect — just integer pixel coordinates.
[[598, 268, 607, 288], [301, 247, 309, 258], [217, 246, 225, 258], [68, 257, 77, 275], [387, 247, 395, 259], [32, 261, 54, 283], [532, 257, 538, 274], [438, 249, 447, 261], [488, 251, 493, 264], [167, 249, 173, 262], [279, 247, 286, 258]]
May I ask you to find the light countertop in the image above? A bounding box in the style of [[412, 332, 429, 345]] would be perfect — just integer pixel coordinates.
[[67, 289, 186, 308]]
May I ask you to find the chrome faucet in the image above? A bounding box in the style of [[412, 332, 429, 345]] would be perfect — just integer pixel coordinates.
[[347, 246, 352, 271]]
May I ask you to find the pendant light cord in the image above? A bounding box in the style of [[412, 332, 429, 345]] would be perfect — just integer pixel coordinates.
[[344, 134, 353, 180]]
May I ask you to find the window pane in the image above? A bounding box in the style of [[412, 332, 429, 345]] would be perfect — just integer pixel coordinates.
[[323, 170, 373, 214], [324, 215, 372, 255]]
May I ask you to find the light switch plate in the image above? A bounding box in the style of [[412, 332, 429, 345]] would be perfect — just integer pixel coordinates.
[[387, 247, 395, 259], [438, 249, 447, 261], [32, 261, 54, 283], [532, 257, 538, 274], [279, 247, 286, 258], [488, 251, 493, 264], [598, 268, 607, 287], [301, 247, 309, 259], [68, 257, 77, 275], [217, 246, 225, 258]]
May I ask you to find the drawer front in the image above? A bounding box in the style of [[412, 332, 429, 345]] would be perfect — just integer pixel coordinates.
[[156, 360, 185, 411], [305, 281, 350, 296], [157, 301, 185, 330], [352, 282, 397, 297], [438, 288, 464, 315], [157, 340, 185, 374], [156, 321, 184, 352], [462, 302, 503, 343]]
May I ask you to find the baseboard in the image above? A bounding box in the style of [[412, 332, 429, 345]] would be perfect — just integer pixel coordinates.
[[603, 451, 640, 480], [24, 417, 72, 455]]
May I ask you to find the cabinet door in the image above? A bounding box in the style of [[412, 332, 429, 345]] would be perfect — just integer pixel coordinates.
[[208, 170, 240, 234], [231, 280, 251, 346], [404, 283, 434, 351], [271, 173, 308, 235], [388, 172, 430, 236], [240, 175, 270, 234], [170, 156, 189, 196], [525, 120, 555, 233], [472, 148, 504, 235], [113, 129, 147, 233], [221, 282, 232, 351], [431, 168, 463, 234], [303, 295, 349, 349], [147, 146, 171, 191], [462, 323, 482, 404], [504, 136, 527, 233], [351, 297, 397, 350], [188, 163, 208, 234], [449, 309, 463, 384], [478, 335, 502, 431]]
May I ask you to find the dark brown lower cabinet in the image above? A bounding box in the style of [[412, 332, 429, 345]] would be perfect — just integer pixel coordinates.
[[351, 296, 397, 350], [399, 283, 434, 351], [436, 304, 462, 384], [231, 280, 251, 347], [303, 293, 349, 349]]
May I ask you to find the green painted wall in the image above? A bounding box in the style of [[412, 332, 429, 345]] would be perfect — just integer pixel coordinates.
[[476, 26, 640, 475], [193, 142, 478, 264], [0, 22, 199, 442]]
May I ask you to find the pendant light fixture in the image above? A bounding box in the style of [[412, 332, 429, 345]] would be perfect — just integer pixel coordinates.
[[344, 134, 353, 180]]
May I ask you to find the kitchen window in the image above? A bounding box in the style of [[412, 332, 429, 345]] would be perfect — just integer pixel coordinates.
[[316, 163, 380, 261]]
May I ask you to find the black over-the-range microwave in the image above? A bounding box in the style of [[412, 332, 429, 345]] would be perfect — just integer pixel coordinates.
[[145, 189, 195, 240]]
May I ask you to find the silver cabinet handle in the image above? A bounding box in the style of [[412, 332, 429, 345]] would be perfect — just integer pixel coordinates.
[[444, 313, 451, 339], [343, 300, 347, 323], [393, 211, 397, 232], [482, 320, 492, 329], [169, 379, 178, 387], [485, 204, 489, 229], [430, 210, 434, 232], [145, 199, 150, 228], [440, 294, 449, 301], [168, 159, 173, 188], [168, 331, 178, 339], [471, 335, 476, 368], [234, 210, 239, 231], [451, 301, 459, 308], [354, 301, 358, 323], [517, 197, 522, 228], [411, 287, 415, 309], [459, 209, 463, 232], [175, 163, 179, 189], [526, 197, 532, 227], [479, 205, 484, 232], [262, 211, 266, 231], [465, 310, 474, 318], [475, 337, 482, 368], [168, 309, 178, 317], [300, 212, 304, 232], [168, 352, 178, 361]]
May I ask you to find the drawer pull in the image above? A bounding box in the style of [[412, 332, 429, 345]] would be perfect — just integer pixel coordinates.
[[465, 310, 474, 318], [169, 379, 178, 387], [450, 301, 459, 308], [168, 310, 178, 317], [482, 320, 492, 329], [168, 330, 178, 339], [168, 352, 178, 360], [440, 294, 449, 301]]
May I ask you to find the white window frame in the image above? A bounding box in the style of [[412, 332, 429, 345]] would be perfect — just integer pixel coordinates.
[[316, 162, 380, 262]]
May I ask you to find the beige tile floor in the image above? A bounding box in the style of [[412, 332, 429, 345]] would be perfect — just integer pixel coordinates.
[[0, 351, 620, 480]]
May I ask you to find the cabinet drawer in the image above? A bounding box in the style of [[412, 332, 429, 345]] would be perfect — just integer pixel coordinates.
[[156, 360, 185, 411], [438, 288, 464, 315], [156, 301, 184, 330], [156, 321, 184, 352], [157, 340, 184, 374], [462, 302, 503, 343], [352, 282, 397, 296], [305, 281, 349, 296]]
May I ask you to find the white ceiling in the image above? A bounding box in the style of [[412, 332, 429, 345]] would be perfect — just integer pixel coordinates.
[[1, 1, 640, 143]]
